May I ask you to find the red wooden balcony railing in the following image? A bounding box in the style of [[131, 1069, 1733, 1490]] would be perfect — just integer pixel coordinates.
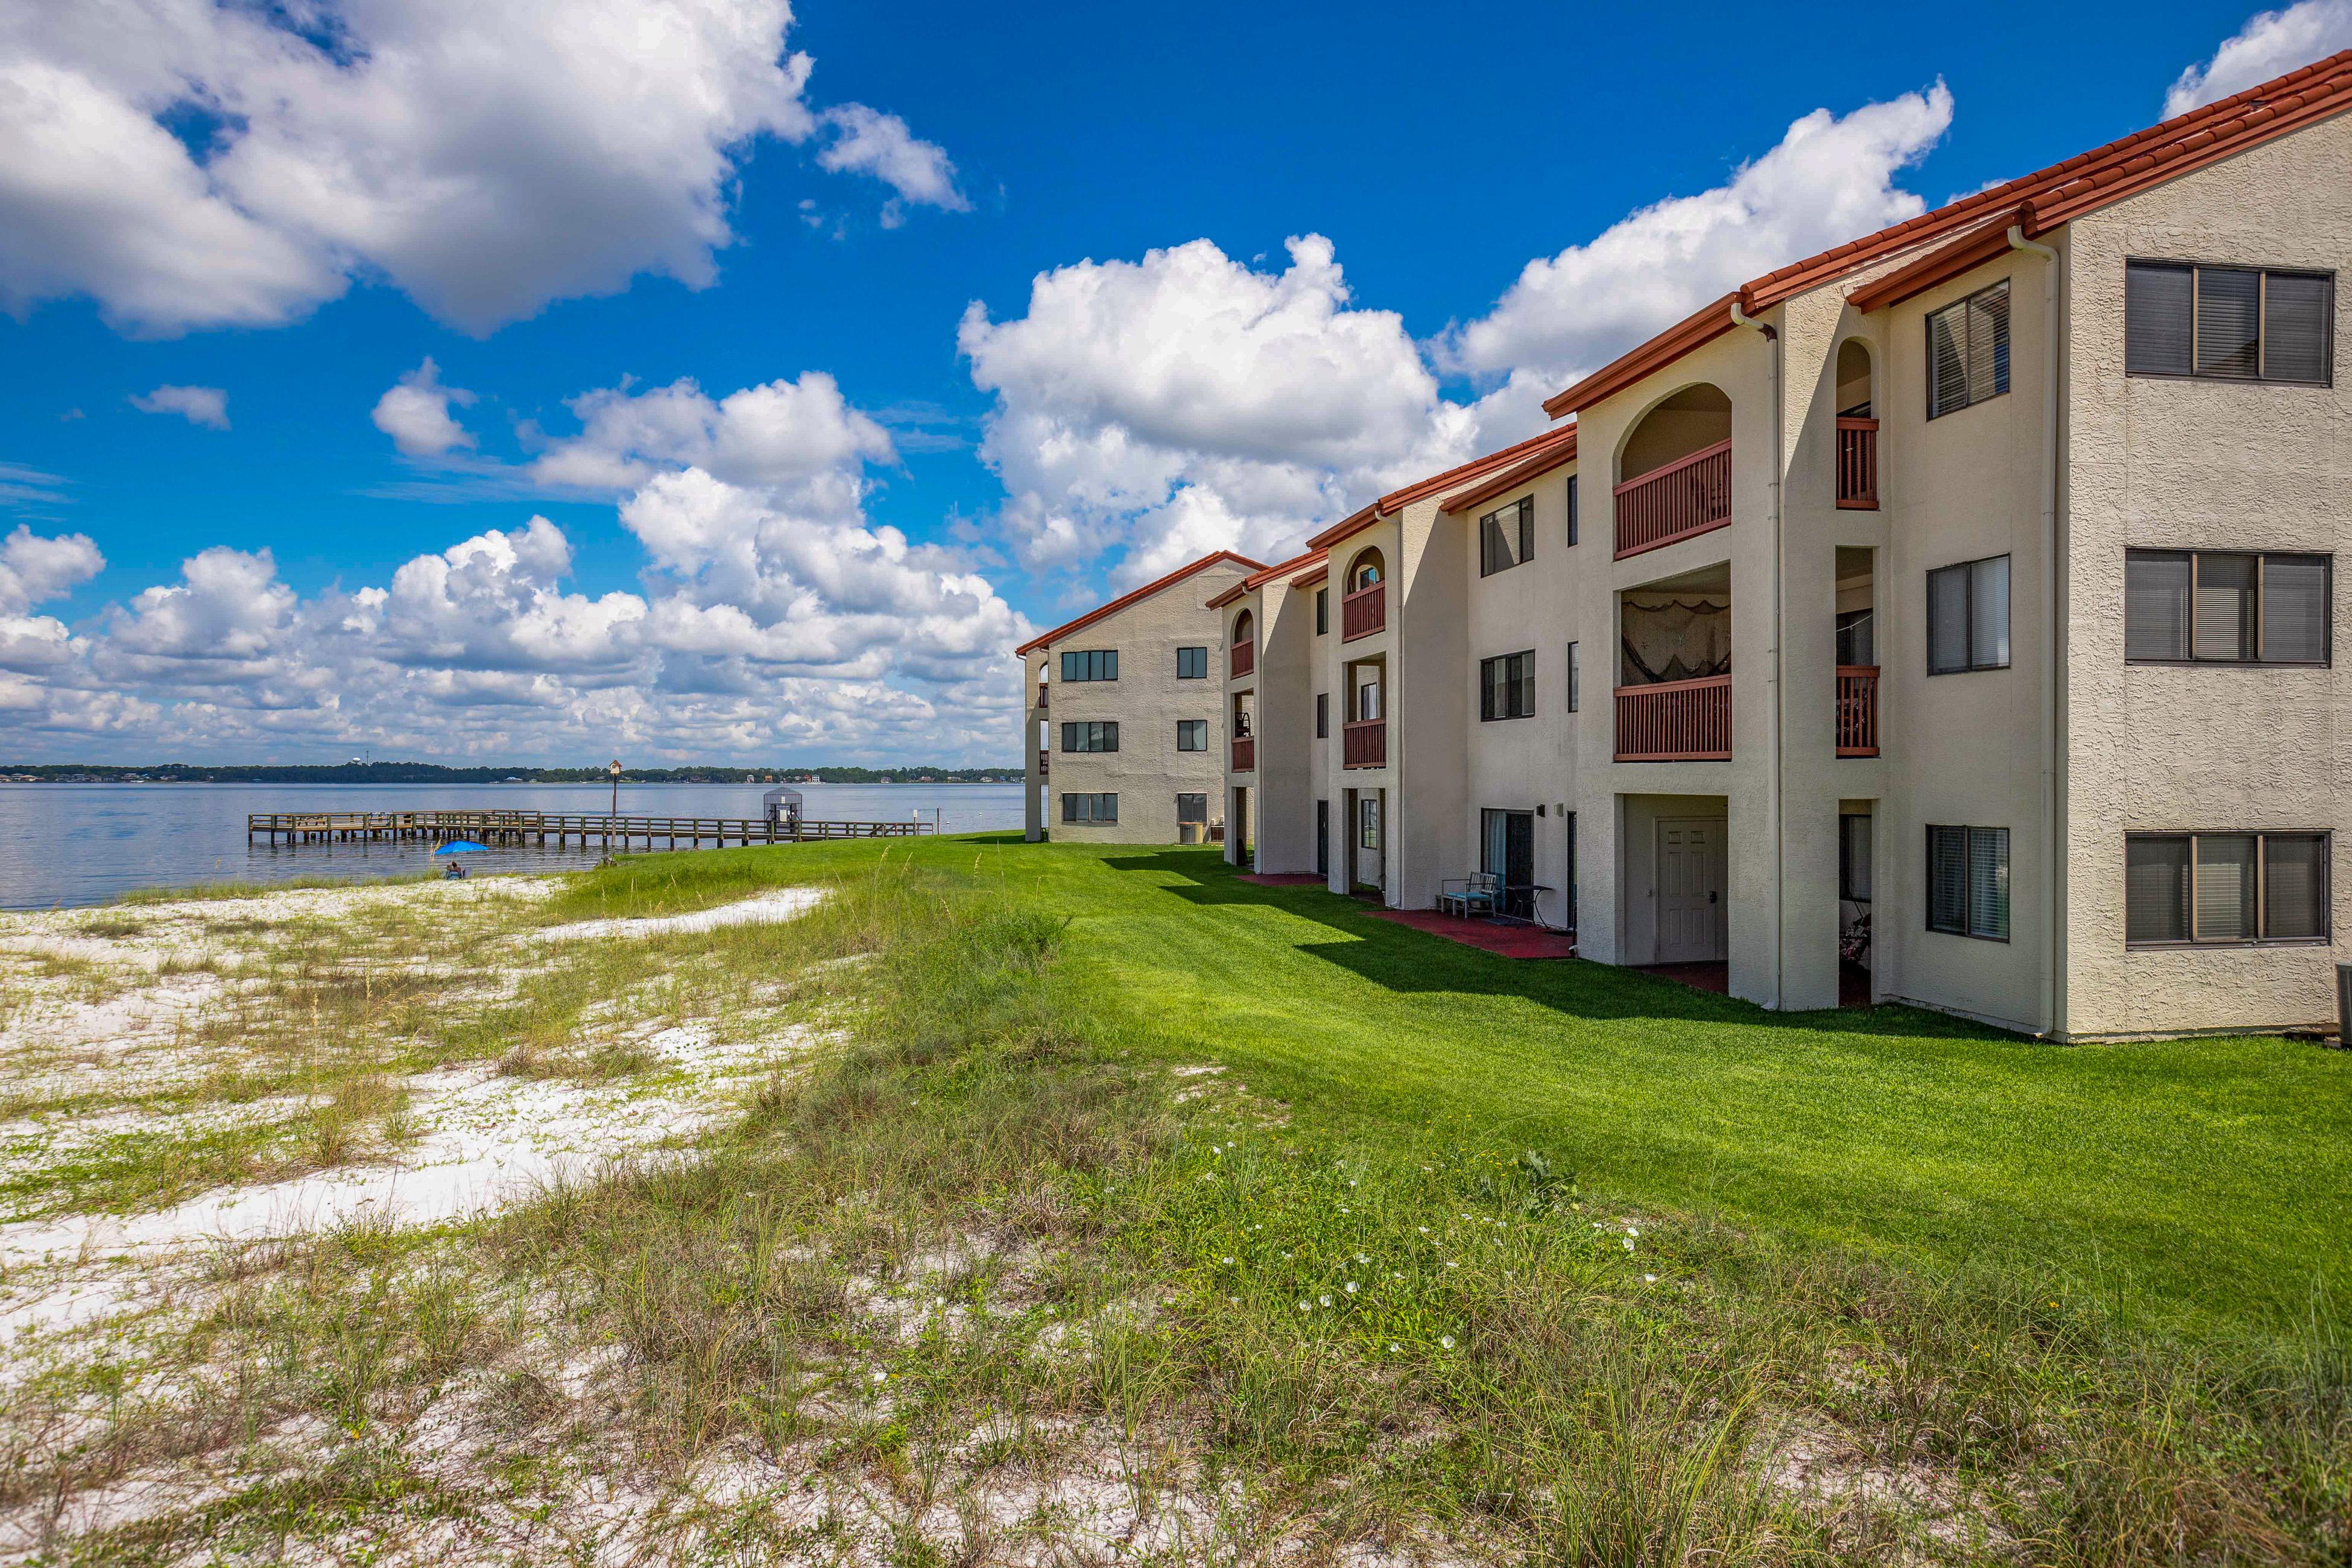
[[1614, 673, 1731, 760], [1342, 718, 1386, 768], [1230, 640, 1254, 678], [1231, 735, 1255, 773], [1035, 681, 1048, 709], [1614, 438, 1732, 558], [1836, 418, 1879, 509], [1341, 581, 1385, 641], [1835, 665, 1879, 756], [1037, 748, 1049, 777]]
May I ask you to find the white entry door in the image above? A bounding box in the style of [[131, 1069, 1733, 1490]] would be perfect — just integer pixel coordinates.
[[1655, 818, 1725, 963]]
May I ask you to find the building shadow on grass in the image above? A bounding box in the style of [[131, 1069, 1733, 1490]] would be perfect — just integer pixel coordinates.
[[1101, 847, 2015, 1043]]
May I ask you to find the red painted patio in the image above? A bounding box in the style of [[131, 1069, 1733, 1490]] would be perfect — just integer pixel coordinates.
[[1367, 908, 1575, 959]]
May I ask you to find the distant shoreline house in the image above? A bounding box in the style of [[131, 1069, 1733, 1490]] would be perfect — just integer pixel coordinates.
[[1023, 53, 2352, 1040]]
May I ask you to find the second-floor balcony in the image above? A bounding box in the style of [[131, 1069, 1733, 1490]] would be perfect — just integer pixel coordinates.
[[1836, 418, 1879, 508], [1615, 674, 1730, 761], [1341, 581, 1385, 641], [1034, 681, 1048, 709], [1231, 639, 1254, 678], [1037, 748, 1049, 777], [1231, 735, 1255, 773], [1342, 718, 1386, 769], [1615, 438, 1733, 559], [1835, 666, 1879, 756]]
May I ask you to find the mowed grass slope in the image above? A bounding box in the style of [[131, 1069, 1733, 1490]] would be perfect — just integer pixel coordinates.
[[741, 833, 2350, 1336]]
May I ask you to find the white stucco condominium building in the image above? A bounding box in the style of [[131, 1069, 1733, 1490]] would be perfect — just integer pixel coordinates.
[[1019, 551, 1262, 846], [1208, 52, 2351, 1040]]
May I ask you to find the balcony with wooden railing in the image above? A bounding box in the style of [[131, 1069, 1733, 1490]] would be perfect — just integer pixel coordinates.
[[1835, 666, 1879, 756], [1341, 581, 1385, 642], [1231, 735, 1256, 773], [1342, 718, 1386, 769], [1836, 418, 1879, 508], [1037, 748, 1049, 777], [1614, 438, 1732, 559], [1614, 674, 1731, 760], [1034, 681, 1048, 709], [1230, 640, 1254, 678]]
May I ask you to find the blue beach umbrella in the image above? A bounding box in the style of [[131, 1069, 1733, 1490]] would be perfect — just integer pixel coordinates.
[[434, 840, 488, 855]]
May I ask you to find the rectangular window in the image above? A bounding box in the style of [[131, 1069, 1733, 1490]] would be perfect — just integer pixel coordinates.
[[1175, 792, 1207, 827], [2126, 832, 2328, 944], [1060, 648, 1118, 682], [2126, 261, 2335, 385], [1479, 650, 1535, 721], [1315, 587, 1328, 635], [1927, 824, 2009, 941], [1926, 555, 2011, 674], [1566, 474, 1579, 546], [1839, 814, 1873, 902], [1927, 279, 2011, 418], [1565, 642, 1580, 713], [1359, 795, 1380, 850], [1060, 792, 1118, 824], [1175, 645, 1208, 680], [1060, 721, 1118, 753], [1315, 692, 1329, 738], [1176, 719, 1206, 751], [2124, 549, 2329, 665], [1479, 496, 1534, 576]]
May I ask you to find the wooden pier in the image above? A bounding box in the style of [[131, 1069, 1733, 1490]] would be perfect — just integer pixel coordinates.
[[247, 809, 932, 851]]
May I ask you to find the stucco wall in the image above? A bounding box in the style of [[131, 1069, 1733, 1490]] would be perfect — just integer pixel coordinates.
[[1021, 557, 1253, 844], [2062, 112, 2352, 1036]]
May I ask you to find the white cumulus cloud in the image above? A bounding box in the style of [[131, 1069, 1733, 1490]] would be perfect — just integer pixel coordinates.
[[2166, 1, 2352, 115], [818, 104, 970, 226], [372, 358, 476, 457], [0, 525, 103, 615], [0, 0, 965, 336], [129, 384, 229, 429]]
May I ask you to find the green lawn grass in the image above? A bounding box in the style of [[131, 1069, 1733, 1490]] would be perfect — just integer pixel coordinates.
[[712, 834, 2351, 1338]]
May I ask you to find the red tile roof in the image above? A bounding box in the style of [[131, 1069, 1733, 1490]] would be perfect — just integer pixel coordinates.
[[1015, 549, 1265, 656], [1207, 548, 1327, 608], [1302, 420, 1581, 551], [1439, 426, 1579, 516], [1542, 50, 2352, 419]]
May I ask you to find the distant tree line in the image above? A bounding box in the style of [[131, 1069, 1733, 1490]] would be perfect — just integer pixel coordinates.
[[0, 762, 1017, 785]]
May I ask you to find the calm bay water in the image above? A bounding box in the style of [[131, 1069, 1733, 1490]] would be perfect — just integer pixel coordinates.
[[0, 782, 1025, 910]]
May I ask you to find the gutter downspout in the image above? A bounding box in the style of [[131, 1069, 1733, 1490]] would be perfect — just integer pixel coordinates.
[[2008, 224, 2061, 1039], [1730, 298, 1785, 1008]]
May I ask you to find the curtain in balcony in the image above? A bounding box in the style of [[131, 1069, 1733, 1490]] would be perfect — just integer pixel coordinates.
[[1620, 596, 1730, 684]]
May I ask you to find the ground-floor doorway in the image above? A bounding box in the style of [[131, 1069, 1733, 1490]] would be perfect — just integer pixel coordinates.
[[1317, 799, 1330, 878], [1839, 805, 1873, 1006], [1654, 816, 1727, 964], [1230, 786, 1251, 867], [1481, 808, 1535, 918], [1344, 788, 1383, 893]]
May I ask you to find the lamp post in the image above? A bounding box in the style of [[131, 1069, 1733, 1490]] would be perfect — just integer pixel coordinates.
[[609, 757, 621, 817]]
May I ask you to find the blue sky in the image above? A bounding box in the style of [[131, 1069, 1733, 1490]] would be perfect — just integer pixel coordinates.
[[2, 0, 2345, 764]]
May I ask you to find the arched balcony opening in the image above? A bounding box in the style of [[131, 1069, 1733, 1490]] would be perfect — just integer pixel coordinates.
[[1341, 546, 1386, 641], [1614, 384, 1731, 558], [1835, 341, 1879, 508], [1230, 608, 1256, 678]]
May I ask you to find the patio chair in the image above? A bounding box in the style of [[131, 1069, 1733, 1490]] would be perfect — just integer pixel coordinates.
[[1438, 871, 1501, 918]]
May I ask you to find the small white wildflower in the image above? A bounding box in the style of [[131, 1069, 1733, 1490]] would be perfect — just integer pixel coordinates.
[[1643, 1274, 1658, 1284], [1344, 1282, 1359, 1294], [1348, 1179, 1358, 1187], [1440, 1335, 1456, 1350], [1622, 1238, 1636, 1252], [1417, 1226, 1430, 1234], [871, 1370, 887, 1383], [1625, 1226, 1640, 1238], [1393, 1272, 1405, 1281], [1281, 1251, 1292, 1260], [1338, 1206, 1349, 1215], [1388, 1342, 1402, 1353], [1445, 1260, 1458, 1270], [1318, 1294, 1332, 1307], [1298, 1301, 1310, 1312], [1354, 1252, 1370, 1263]]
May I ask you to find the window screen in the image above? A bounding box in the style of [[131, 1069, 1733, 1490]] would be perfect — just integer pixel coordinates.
[[1928, 280, 2011, 418], [2125, 550, 2330, 664], [1175, 645, 1208, 679], [1927, 555, 2011, 674], [1928, 824, 2008, 940], [2126, 832, 2329, 944], [2125, 261, 2334, 385]]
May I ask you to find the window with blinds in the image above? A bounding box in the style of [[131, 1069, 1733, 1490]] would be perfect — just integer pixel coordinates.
[[1927, 280, 2011, 418], [1479, 497, 1534, 576], [1060, 721, 1118, 753], [1480, 651, 1536, 720], [2126, 261, 2335, 384], [1060, 792, 1118, 824], [1926, 555, 2011, 674], [2125, 832, 2328, 944], [2124, 550, 2329, 664], [1927, 824, 2008, 941]]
